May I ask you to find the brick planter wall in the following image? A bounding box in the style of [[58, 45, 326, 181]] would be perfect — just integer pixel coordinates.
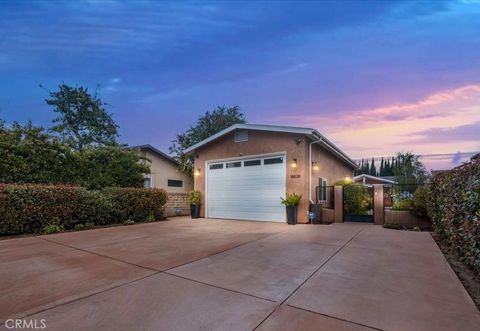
[[165, 193, 190, 217]]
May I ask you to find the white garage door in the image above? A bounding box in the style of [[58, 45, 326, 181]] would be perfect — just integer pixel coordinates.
[[206, 154, 286, 222]]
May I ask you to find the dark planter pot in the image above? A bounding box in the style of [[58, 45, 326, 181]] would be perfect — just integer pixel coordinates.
[[190, 204, 201, 219], [286, 206, 298, 225]]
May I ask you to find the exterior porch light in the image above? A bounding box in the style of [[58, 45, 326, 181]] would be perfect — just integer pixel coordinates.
[[194, 168, 201, 176], [312, 162, 319, 171], [345, 176, 350, 182], [291, 158, 297, 168]]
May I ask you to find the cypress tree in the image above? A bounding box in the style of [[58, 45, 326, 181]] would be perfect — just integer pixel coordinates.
[[370, 157, 376, 176]]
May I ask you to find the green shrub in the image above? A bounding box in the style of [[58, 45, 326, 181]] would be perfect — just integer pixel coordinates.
[[145, 213, 156, 222], [74, 222, 95, 231], [383, 222, 403, 230], [104, 187, 167, 223], [427, 161, 480, 272], [411, 185, 428, 218], [188, 190, 201, 205], [42, 223, 65, 234], [392, 199, 412, 210], [342, 184, 372, 215], [281, 193, 302, 207], [0, 184, 167, 235]]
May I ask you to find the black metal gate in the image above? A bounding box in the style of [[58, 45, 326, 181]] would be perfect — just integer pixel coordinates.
[[343, 184, 374, 223]]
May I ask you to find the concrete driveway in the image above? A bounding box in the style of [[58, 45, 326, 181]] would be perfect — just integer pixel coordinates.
[[1, 218, 479, 331]]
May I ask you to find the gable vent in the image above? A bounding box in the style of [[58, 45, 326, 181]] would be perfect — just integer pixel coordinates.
[[234, 130, 248, 142]]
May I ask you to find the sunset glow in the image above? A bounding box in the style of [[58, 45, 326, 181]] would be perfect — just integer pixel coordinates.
[[0, 0, 479, 170]]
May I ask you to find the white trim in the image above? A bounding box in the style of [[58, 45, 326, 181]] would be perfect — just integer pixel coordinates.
[[205, 152, 287, 221], [317, 177, 328, 201], [353, 174, 397, 184], [143, 175, 153, 189], [204, 151, 287, 164]]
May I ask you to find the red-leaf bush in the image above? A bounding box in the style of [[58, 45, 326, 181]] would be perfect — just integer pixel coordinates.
[[427, 160, 480, 272], [0, 184, 167, 235]]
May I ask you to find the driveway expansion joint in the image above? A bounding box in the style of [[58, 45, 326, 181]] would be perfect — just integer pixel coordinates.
[[37, 236, 162, 272], [253, 227, 366, 330], [7, 271, 162, 323], [162, 228, 289, 272], [164, 271, 277, 303], [284, 303, 385, 331]]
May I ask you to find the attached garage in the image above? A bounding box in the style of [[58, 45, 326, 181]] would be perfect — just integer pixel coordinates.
[[206, 154, 286, 222], [185, 124, 358, 224]]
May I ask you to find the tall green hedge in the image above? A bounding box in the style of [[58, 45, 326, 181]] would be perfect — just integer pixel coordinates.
[[0, 184, 167, 235], [427, 161, 480, 271]]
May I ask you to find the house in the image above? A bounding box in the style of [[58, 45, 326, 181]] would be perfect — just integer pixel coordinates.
[[184, 124, 358, 224], [353, 174, 397, 185], [131, 144, 193, 193]]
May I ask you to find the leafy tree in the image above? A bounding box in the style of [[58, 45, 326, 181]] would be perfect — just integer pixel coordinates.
[[45, 83, 118, 150], [0, 121, 73, 184], [170, 105, 246, 174], [71, 146, 150, 190], [0, 119, 149, 188], [393, 152, 429, 187]]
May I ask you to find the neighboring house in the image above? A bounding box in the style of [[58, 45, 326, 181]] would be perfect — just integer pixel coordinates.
[[131, 144, 193, 193], [353, 174, 397, 185], [184, 124, 358, 224]]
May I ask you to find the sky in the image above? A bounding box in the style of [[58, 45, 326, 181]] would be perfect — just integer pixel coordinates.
[[0, 0, 479, 170]]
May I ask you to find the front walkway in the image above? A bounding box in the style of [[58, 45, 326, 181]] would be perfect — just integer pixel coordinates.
[[1, 218, 478, 330]]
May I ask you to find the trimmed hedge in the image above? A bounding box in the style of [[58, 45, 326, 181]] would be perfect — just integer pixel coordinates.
[[0, 184, 167, 235], [427, 160, 480, 272]]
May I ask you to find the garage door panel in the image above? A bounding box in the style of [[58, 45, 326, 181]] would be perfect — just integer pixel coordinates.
[[206, 155, 286, 222]]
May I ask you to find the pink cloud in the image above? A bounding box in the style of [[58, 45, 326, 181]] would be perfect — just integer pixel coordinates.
[[279, 84, 480, 163]]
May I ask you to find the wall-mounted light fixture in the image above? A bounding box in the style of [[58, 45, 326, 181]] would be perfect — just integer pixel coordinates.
[[291, 158, 298, 169], [345, 176, 351, 182], [194, 168, 201, 176], [312, 162, 319, 171]]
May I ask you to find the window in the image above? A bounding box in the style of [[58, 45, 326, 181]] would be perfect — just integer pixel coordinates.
[[209, 163, 223, 170], [168, 179, 183, 187], [244, 159, 261, 167], [264, 157, 283, 165], [318, 177, 328, 201], [234, 130, 248, 142], [144, 177, 152, 189], [226, 161, 241, 168]]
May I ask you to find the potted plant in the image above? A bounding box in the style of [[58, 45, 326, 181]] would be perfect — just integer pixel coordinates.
[[281, 193, 302, 225], [189, 190, 201, 219]]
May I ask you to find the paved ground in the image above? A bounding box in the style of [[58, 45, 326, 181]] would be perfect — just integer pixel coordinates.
[[1, 218, 479, 331]]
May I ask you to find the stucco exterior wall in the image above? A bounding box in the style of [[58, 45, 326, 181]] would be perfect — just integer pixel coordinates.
[[310, 143, 354, 203], [143, 150, 193, 193], [193, 129, 355, 224]]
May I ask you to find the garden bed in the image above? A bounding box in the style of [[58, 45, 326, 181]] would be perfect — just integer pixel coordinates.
[[431, 233, 480, 310]]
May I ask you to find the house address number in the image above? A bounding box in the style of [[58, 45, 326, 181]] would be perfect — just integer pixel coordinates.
[[290, 174, 300, 178]]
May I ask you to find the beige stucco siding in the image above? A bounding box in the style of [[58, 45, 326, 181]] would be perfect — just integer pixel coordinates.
[[143, 150, 193, 193], [193, 130, 355, 224]]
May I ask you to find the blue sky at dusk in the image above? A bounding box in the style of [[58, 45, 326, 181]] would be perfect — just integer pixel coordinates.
[[1, 0, 479, 170]]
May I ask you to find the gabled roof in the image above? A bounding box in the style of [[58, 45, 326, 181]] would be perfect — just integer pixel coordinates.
[[129, 144, 178, 165], [354, 174, 397, 184], [183, 123, 358, 169]]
